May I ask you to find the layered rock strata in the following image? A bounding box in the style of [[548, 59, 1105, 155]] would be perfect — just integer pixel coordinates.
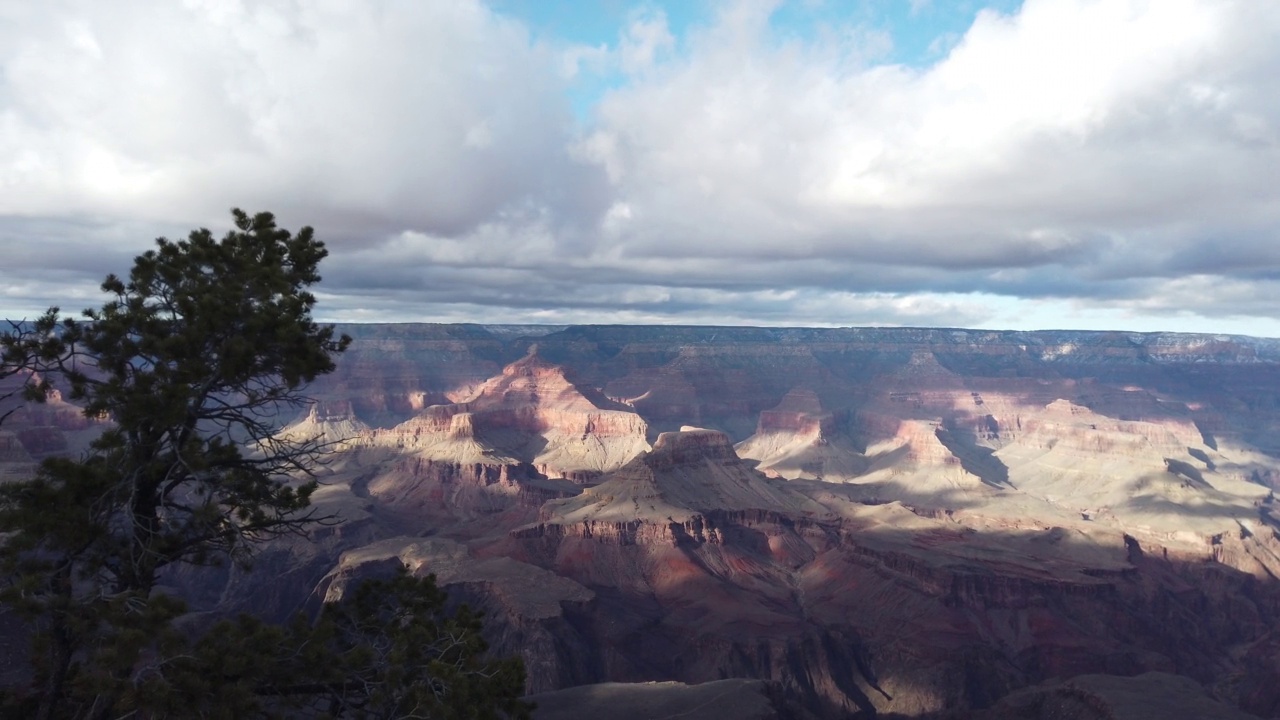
[[367, 349, 649, 481], [14, 324, 1280, 719]]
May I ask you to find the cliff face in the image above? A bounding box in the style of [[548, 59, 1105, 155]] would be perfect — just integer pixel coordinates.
[[241, 326, 1280, 716], [972, 672, 1264, 720], [735, 389, 871, 482], [525, 428, 829, 529], [0, 372, 108, 461], [493, 432, 1280, 716], [361, 349, 650, 482], [15, 323, 1280, 719]]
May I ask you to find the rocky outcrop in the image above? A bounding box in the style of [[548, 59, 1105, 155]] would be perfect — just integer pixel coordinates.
[[0, 374, 107, 460], [365, 455, 580, 525], [1014, 399, 1203, 455], [736, 389, 870, 482], [37, 322, 1280, 719], [526, 679, 782, 720], [279, 400, 372, 448], [317, 536, 598, 693], [971, 671, 1263, 720], [366, 349, 649, 480], [527, 428, 829, 528], [497, 425, 1280, 716]]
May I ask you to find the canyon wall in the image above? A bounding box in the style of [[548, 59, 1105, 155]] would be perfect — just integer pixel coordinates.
[[9, 324, 1280, 718]]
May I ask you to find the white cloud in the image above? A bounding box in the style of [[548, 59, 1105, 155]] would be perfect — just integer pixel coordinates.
[[619, 7, 677, 74], [0, 0, 602, 238], [560, 42, 612, 81], [3, 0, 1280, 335], [576, 0, 1280, 317]]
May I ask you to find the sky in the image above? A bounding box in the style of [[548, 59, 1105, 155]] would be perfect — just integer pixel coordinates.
[[2, 0, 1280, 335]]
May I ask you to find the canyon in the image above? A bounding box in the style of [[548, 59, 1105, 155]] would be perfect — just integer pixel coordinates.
[[6, 324, 1280, 718]]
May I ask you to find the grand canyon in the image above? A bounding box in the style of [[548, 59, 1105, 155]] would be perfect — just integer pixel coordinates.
[[5, 323, 1280, 719]]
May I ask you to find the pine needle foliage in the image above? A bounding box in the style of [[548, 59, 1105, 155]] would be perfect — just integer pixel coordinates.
[[0, 211, 532, 719], [0, 210, 342, 718]]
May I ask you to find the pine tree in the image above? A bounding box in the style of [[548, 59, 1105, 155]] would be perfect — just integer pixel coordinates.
[[0, 211, 531, 719], [0, 210, 349, 718]]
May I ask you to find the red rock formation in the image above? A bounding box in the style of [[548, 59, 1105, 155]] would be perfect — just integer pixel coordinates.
[[526, 428, 829, 529], [63, 324, 1280, 718], [280, 399, 372, 448], [366, 349, 649, 480], [737, 389, 869, 481]]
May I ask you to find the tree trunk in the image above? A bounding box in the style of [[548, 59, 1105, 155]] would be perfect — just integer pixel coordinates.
[[34, 566, 74, 720]]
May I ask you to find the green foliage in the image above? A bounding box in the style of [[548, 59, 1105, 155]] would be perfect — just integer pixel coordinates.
[[310, 570, 532, 719], [138, 570, 534, 720], [0, 570, 533, 720], [0, 211, 327, 717], [0, 210, 530, 719], [2, 210, 351, 598]]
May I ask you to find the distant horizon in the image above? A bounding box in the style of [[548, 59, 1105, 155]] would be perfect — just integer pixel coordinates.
[[8, 313, 1280, 342], [324, 319, 1280, 342], [4, 1, 1279, 337]]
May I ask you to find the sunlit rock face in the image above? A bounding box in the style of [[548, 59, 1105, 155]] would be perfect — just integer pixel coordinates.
[[15, 324, 1280, 718], [0, 371, 109, 461], [736, 389, 871, 482], [526, 678, 780, 720], [357, 348, 650, 482], [521, 426, 830, 534]]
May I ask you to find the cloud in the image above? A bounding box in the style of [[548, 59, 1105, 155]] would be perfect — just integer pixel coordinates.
[[619, 7, 677, 74], [571, 0, 1280, 322], [3, 0, 1280, 336], [0, 0, 605, 237]]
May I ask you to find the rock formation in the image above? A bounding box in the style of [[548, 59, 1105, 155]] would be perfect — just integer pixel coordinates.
[[531, 427, 829, 526], [367, 348, 649, 482], [967, 672, 1262, 720], [736, 388, 869, 481], [14, 323, 1280, 719], [526, 678, 783, 720]]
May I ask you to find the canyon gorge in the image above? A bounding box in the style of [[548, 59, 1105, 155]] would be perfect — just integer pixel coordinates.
[[6, 324, 1280, 719]]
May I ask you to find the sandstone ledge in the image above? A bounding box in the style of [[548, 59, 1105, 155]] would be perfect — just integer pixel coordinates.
[[526, 679, 779, 720]]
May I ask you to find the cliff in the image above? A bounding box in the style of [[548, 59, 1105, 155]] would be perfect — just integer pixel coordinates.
[[289, 325, 1280, 717], [529, 428, 829, 527], [366, 349, 649, 480], [16, 323, 1280, 719]]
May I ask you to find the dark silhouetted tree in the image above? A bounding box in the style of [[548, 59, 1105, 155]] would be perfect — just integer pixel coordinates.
[[0, 210, 531, 719], [0, 211, 529, 720], [150, 569, 532, 719], [1, 209, 351, 718]]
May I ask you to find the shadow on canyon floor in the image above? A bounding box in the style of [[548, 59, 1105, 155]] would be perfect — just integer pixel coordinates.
[[495, 511, 1280, 718]]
